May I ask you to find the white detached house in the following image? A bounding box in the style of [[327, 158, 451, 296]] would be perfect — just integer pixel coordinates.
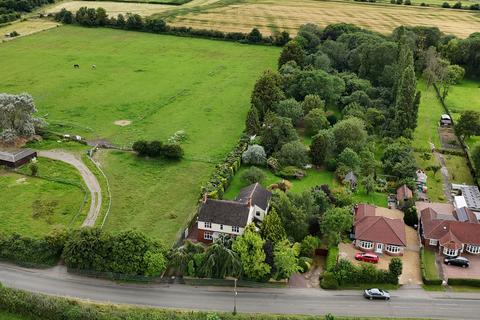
[[197, 183, 272, 243]]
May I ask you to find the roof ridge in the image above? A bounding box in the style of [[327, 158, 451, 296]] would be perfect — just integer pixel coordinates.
[[381, 216, 406, 246], [356, 216, 382, 237], [249, 182, 259, 199], [357, 216, 406, 246], [207, 198, 249, 206]]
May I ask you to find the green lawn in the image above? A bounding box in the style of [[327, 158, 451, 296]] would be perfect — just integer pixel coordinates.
[[413, 79, 443, 150], [0, 26, 278, 243], [422, 248, 440, 281], [0, 158, 86, 237]]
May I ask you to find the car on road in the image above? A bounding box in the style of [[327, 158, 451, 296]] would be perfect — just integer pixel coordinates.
[[363, 288, 390, 300], [355, 252, 379, 263], [444, 256, 469, 268]]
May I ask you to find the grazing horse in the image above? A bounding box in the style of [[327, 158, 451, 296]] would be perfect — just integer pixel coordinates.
[[73, 64, 79, 68], [91, 64, 96, 70]]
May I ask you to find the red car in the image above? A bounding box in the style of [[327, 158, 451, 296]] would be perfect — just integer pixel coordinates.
[[355, 252, 379, 263]]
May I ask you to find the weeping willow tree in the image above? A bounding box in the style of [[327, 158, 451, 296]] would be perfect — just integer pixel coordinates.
[[169, 240, 204, 275], [201, 234, 241, 279]]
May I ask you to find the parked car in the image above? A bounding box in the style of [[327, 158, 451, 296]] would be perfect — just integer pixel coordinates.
[[355, 252, 379, 263], [444, 256, 469, 268], [363, 288, 390, 300]]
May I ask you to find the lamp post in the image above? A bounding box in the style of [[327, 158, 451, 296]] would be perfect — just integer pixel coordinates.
[[233, 278, 237, 315]]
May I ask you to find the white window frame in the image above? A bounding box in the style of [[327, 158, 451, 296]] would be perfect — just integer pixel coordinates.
[[232, 226, 239, 233], [466, 244, 480, 254], [359, 240, 373, 249], [385, 245, 401, 254], [204, 232, 213, 241], [204, 222, 211, 229], [429, 239, 438, 246], [443, 247, 458, 256]]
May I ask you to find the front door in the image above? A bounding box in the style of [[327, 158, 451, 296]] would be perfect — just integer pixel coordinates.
[[375, 243, 383, 253]]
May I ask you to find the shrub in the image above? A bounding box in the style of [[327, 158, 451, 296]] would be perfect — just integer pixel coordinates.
[[241, 166, 266, 185], [470, 3, 480, 9], [325, 246, 339, 271], [389, 258, 403, 279], [298, 256, 313, 272], [304, 108, 330, 137], [278, 166, 306, 180], [246, 28, 262, 43], [421, 2, 427, 5], [396, 0, 403, 4], [403, 205, 418, 227], [442, 2, 451, 7], [404, 0, 411, 4], [29, 162, 38, 176], [300, 235, 320, 258], [447, 278, 480, 287], [162, 143, 184, 159], [242, 144, 267, 166]]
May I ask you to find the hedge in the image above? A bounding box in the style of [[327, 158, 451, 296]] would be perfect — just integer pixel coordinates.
[[447, 278, 480, 287], [0, 230, 66, 267], [0, 283, 344, 320], [325, 246, 339, 272]]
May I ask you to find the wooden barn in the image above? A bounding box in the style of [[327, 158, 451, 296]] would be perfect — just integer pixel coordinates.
[[0, 148, 37, 168]]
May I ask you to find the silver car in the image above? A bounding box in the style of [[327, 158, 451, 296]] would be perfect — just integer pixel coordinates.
[[363, 288, 390, 300]]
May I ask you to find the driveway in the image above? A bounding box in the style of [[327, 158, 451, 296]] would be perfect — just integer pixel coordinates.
[[442, 254, 480, 279], [39, 150, 102, 227], [340, 208, 422, 285]]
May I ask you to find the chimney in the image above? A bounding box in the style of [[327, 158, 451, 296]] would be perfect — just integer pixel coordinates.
[[248, 197, 252, 208]]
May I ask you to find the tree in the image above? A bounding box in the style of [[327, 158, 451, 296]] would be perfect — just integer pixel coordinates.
[[0, 93, 44, 144], [241, 166, 266, 185], [247, 28, 262, 43], [359, 150, 378, 177], [403, 205, 418, 227], [456, 110, 480, 138], [260, 208, 287, 244], [336, 147, 360, 173], [393, 63, 418, 137], [271, 191, 309, 241], [302, 94, 325, 114], [95, 7, 107, 26], [361, 175, 376, 195], [300, 235, 320, 257], [286, 69, 345, 104], [251, 70, 285, 120], [304, 108, 329, 137], [125, 13, 143, 30], [201, 238, 241, 279], [245, 107, 261, 135], [261, 112, 298, 154], [273, 240, 301, 280], [310, 129, 336, 166], [274, 99, 303, 126], [320, 207, 352, 245], [389, 257, 403, 278], [161, 143, 184, 159], [278, 40, 306, 68], [232, 225, 271, 281], [242, 144, 267, 166], [132, 140, 149, 156], [275, 140, 309, 167], [382, 140, 417, 180], [332, 117, 367, 152], [169, 241, 204, 274]]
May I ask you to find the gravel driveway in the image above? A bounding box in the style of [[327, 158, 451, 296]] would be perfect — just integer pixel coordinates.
[[38, 150, 102, 227]]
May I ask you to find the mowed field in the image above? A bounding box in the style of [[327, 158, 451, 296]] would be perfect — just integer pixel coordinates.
[[0, 26, 278, 243], [0, 158, 87, 237], [163, 0, 480, 38]]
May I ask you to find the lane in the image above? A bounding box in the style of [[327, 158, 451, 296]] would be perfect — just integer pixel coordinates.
[[1, 263, 480, 319]]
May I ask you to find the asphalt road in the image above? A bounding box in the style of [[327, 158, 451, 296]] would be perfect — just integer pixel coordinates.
[[1, 263, 480, 319]]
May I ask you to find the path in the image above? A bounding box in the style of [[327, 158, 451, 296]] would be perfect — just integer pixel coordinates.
[[1, 262, 480, 319], [38, 150, 102, 226], [430, 142, 452, 202]]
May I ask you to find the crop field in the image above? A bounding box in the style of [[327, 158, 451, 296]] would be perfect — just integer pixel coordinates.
[[162, 0, 480, 38], [0, 25, 278, 243], [0, 158, 87, 237], [0, 19, 60, 42]]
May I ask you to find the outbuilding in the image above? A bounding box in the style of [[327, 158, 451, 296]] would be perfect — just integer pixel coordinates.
[[0, 148, 37, 168]]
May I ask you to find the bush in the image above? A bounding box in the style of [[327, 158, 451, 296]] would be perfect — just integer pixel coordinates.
[[447, 278, 480, 287], [442, 2, 451, 7], [470, 3, 480, 10], [396, 0, 403, 4], [162, 143, 184, 159], [300, 235, 320, 258], [452, 1, 462, 8], [241, 166, 266, 185], [321, 271, 339, 289], [242, 144, 267, 166], [132, 140, 183, 159], [278, 166, 306, 180], [404, 0, 411, 4], [403, 205, 418, 227]]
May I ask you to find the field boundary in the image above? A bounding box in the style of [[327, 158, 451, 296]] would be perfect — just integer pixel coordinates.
[[81, 0, 191, 5]]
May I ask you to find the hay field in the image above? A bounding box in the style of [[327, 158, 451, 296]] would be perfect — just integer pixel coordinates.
[[165, 0, 480, 38], [0, 19, 60, 42]]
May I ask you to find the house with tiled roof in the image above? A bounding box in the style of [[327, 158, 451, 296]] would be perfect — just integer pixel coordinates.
[[197, 183, 272, 243], [396, 184, 413, 208], [353, 204, 407, 256], [420, 206, 480, 256]]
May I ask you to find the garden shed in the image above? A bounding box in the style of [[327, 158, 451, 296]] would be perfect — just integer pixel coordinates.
[[0, 148, 37, 168]]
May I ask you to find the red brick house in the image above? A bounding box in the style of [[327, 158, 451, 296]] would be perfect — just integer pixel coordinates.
[[420, 207, 480, 256], [353, 204, 407, 256], [197, 183, 271, 243]]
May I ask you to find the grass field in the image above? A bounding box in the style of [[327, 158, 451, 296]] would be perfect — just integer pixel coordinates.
[[0, 25, 278, 243], [0, 158, 86, 237], [91, 0, 192, 4], [414, 80, 443, 150], [0, 311, 30, 320], [161, 0, 480, 38]]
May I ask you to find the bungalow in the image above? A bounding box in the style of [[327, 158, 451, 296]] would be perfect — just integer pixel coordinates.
[[0, 148, 37, 168], [396, 184, 413, 208], [419, 206, 480, 256], [451, 184, 480, 217], [353, 204, 407, 256], [197, 183, 272, 243]]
